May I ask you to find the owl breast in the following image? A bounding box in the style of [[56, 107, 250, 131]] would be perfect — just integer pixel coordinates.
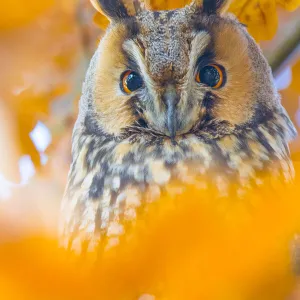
[[61, 110, 295, 251]]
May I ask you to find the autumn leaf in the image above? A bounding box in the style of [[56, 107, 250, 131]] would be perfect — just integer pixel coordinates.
[[290, 59, 300, 94], [0, 0, 54, 30], [228, 0, 278, 41], [228, 0, 300, 41], [0, 101, 20, 181], [150, 0, 189, 10], [93, 12, 109, 29], [1, 168, 300, 299], [0, 1, 80, 170], [13, 85, 69, 167], [277, 0, 300, 11]]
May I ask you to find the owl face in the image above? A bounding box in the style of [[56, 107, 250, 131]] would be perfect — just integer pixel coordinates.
[[91, 0, 278, 139]]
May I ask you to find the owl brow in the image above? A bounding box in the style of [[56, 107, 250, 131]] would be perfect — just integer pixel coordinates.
[[193, 22, 209, 33], [195, 50, 216, 69], [122, 39, 146, 73], [190, 31, 212, 65], [123, 50, 141, 72], [124, 17, 140, 38]]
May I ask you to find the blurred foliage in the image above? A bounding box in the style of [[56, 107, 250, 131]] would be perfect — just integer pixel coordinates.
[[291, 60, 300, 93], [1, 168, 300, 299], [0, 0, 54, 29], [229, 0, 300, 41], [0, 0, 80, 170]]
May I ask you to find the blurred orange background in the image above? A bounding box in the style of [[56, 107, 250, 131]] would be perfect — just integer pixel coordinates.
[[0, 0, 300, 299]]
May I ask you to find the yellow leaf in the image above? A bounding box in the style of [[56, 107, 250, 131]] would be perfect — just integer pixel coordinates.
[[0, 0, 54, 30], [0, 101, 20, 181], [150, 0, 189, 10], [276, 0, 300, 10], [13, 84, 69, 167], [290, 59, 300, 94], [229, 0, 278, 41], [1, 169, 300, 299], [93, 12, 109, 30], [0, 1, 79, 168]]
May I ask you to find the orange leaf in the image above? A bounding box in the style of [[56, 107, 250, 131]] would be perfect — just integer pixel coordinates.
[[150, 0, 189, 10], [229, 0, 278, 41], [1, 168, 300, 299], [276, 0, 300, 11], [93, 12, 109, 30], [0, 0, 54, 30], [290, 59, 300, 94]]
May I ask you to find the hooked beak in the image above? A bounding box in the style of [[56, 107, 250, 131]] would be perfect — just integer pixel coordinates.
[[163, 85, 179, 140]]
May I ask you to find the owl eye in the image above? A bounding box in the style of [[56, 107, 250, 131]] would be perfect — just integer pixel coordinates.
[[121, 70, 143, 94], [195, 64, 225, 89]]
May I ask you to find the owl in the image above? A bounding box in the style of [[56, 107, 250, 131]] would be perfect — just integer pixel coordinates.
[[60, 0, 297, 252]]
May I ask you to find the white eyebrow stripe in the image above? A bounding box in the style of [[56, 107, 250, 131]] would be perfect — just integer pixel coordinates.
[[189, 31, 211, 75]]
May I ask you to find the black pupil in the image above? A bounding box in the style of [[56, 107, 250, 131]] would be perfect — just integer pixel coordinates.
[[126, 72, 143, 92], [199, 66, 220, 87]]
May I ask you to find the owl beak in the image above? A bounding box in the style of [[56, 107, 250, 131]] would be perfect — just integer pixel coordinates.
[[163, 85, 179, 140]]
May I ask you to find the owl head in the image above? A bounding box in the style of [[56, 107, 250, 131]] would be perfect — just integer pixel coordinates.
[[80, 0, 281, 140]]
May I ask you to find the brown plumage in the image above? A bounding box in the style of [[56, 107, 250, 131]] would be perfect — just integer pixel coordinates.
[[60, 0, 297, 252]]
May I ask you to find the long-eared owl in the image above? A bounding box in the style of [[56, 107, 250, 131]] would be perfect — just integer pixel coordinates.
[[60, 0, 297, 251]]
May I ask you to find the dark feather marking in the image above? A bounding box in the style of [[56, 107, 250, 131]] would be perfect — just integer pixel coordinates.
[[202, 91, 216, 111], [203, 0, 227, 14], [282, 113, 297, 138], [94, 206, 103, 234], [164, 161, 176, 169], [237, 136, 252, 158], [195, 50, 216, 71], [86, 139, 96, 170], [178, 140, 190, 153], [122, 50, 141, 74], [153, 11, 160, 20], [122, 151, 135, 164], [153, 144, 164, 159], [255, 128, 274, 154], [252, 104, 274, 125], [203, 0, 217, 14], [128, 95, 144, 119], [97, 0, 129, 20], [137, 118, 148, 128], [119, 172, 135, 191], [167, 10, 176, 19], [125, 18, 140, 37], [193, 23, 209, 33], [84, 115, 115, 139], [109, 190, 118, 223], [91, 142, 116, 168], [89, 173, 105, 199]]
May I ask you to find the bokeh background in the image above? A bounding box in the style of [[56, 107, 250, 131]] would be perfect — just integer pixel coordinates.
[[0, 0, 300, 298]]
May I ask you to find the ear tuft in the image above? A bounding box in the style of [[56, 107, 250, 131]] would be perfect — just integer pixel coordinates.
[[203, 0, 231, 14], [91, 0, 146, 21], [190, 0, 231, 15]]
